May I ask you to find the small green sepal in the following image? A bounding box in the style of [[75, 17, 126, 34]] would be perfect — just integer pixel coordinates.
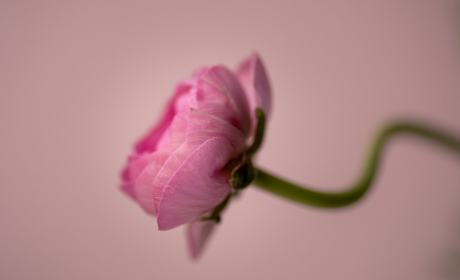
[[231, 160, 256, 190], [247, 108, 266, 157]]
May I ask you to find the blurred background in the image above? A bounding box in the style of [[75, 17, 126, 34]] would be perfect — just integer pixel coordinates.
[[1, 1, 460, 279]]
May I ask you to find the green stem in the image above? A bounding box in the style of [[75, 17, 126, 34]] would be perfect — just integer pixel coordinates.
[[253, 122, 460, 208]]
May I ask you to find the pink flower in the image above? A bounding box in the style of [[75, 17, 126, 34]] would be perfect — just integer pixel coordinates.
[[120, 54, 271, 258]]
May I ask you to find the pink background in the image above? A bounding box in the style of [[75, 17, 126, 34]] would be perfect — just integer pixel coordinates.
[[1, 1, 460, 279]]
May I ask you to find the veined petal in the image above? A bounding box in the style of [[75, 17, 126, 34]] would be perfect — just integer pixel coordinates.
[[120, 153, 152, 199], [156, 137, 234, 230], [152, 109, 245, 213], [152, 142, 190, 213], [186, 220, 216, 259], [237, 53, 272, 131], [168, 109, 189, 152], [201, 66, 251, 136], [133, 151, 170, 215], [190, 81, 239, 129], [156, 109, 189, 153], [186, 109, 246, 152]]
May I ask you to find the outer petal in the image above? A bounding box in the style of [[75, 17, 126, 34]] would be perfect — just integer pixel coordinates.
[[156, 137, 234, 230], [186, 109, 246, 149], [133, 151, 169, 215], [190, 83, 239, 130], [152, 142, 190, 213], [120, 153, 153, 199], [237, 53, 272, 133], [200, 66, 251, 137], [134, 81, 192, 153], [186, 220, 216, 259], [152, 109, 245, 213]]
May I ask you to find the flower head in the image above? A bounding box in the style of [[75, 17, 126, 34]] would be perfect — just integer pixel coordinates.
[[121, 53, 271, 258]]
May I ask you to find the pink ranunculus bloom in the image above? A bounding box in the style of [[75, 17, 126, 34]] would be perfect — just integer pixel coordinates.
[[120, 53, 271, 259]]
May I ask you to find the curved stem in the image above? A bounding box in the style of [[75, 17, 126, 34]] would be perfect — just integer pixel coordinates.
[[253, 122, 460, 208]]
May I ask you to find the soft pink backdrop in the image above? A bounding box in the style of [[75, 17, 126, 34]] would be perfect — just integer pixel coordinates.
[[1, 1, 460, 279]]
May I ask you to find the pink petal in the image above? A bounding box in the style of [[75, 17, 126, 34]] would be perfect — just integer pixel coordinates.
[[186, 109, 246, 151], [189, 80, 239, 130], [167, 109, 189, 152], [192, 93, 238, 129], [237, 53, 272, 131], [152, 109, 245, 213], [201, 66, 251, 137], [134, 82, 192, 154], [154, 126, 171, 152], [152, 142, 190, 213], [155, 109, 189, 153], [133, 151, 170, 215], [156, 137, 234, 230], [120, 153, 153, 199], [186, 220, 216, 259]]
